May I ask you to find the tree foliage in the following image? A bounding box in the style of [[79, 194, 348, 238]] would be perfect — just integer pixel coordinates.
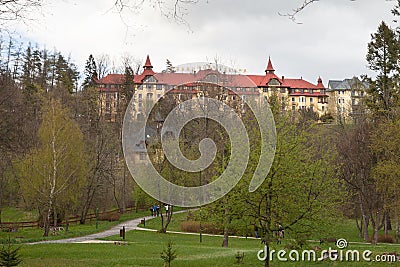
[[366, 21, 400, 118], [16, 99, 88, 236]]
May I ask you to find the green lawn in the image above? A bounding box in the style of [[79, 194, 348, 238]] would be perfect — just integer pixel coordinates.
[[141, 211, 367, 243], [18, 230, 400, 266], [1, 207, 38, 222], [0, 209, 149, 244]]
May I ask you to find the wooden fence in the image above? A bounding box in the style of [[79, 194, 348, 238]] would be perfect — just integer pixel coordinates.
[[0, 206, 141, 230]]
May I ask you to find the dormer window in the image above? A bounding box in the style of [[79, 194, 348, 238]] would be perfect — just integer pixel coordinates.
[[204, 74, 218, 83]]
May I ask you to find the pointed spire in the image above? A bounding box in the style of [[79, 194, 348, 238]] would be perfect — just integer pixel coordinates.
[[265, 56, 275, 74], [316, 76, 325, 89], [143, 55, 153, 69]]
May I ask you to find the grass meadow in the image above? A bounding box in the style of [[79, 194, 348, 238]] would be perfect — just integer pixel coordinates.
[[2, 208, 400, 266]]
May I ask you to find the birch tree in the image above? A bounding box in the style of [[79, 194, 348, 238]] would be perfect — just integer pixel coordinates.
[[17, 99, 88, 236]]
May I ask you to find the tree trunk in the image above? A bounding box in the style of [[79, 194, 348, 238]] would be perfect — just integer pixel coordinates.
[[160, 206, 173, 233], [384, 213, 388, 236], [371, 211, 381, 245], [53, 208, 57, 227], [264, 241, 270, 267], [222, 204, 230, 247], [363, 214, 369, 241], [43, 208, 51, 237], [222, 226, 229, 247], [355, 215, 363, 238], [80, 186, 98, 224], [395, 208, 399, 243], [359, 196, 369, 241]]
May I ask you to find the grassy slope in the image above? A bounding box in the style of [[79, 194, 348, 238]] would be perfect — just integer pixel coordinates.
[[20, 230, 400, 267]]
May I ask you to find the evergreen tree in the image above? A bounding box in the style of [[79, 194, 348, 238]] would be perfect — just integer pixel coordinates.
[[21, 44, 34, 86], [366, 21, 400, 118], [82, 54, 97, 88], [165, 59, 175, 73], [0, 236, 22, 267]]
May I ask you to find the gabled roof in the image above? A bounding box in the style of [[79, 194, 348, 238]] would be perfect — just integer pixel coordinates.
[[97, 74, 124, 84], [327, 77, 368, 91], [281, 78, 318, 89], [247, 73, 281, 87]]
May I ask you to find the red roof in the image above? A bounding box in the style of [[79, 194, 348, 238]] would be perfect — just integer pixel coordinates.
[[97, 74, 124, 84], [265, 57, 275, 73], [316, 77, 325, 89], [96, 55, 326, 97], [248, 73, 281, 87], [281, 78, 318, 89], [144, 55, 153, 69]]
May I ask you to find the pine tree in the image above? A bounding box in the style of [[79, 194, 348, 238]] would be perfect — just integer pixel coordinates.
[[160, 240, 177, 267], [0, 236, 22, 267], [366, 21, 400, 118], [165, 59, 175, 73], [82, 54, 97, 88]]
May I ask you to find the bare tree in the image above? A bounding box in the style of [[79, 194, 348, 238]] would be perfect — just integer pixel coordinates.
[[112, 0, 199, 26], [95, 54, 111, 80], [0, 0, 42, 27], [280, 0, 397, 23]]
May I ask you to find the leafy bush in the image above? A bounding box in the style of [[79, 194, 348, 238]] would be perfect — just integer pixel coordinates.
[[374, 235, 394, 243], [180, 221, 222, 234], [98, 212, 121, 222]]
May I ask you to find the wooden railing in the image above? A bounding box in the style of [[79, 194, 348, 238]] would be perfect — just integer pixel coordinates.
[[0, 206, 142, 230]]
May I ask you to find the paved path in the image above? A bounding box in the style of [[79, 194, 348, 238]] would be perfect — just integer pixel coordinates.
[[28, 212, 179, 244]]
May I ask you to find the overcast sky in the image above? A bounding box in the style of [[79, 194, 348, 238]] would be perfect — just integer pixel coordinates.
[[11, 0, 398, 84]]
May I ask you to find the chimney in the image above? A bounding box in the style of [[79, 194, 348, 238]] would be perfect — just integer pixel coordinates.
[[281, 76, 285, 81]]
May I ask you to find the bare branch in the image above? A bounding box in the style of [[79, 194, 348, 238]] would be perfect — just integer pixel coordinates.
[[278, 0, 319, 24], [0, 0, 42, 26]]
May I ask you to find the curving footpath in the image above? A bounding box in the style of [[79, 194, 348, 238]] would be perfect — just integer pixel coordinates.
[[28, 212, 181, 245]]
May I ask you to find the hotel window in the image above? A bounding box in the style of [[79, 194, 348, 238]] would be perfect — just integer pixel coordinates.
[[292, 105, 296, 111], [291, 97, 295, 102], [157, 94, 161, 99], [147, 84, 152, 90], [263, 88, 268, 93], [309, 106, 314, 112], [281, 96, 285, 102], [156, 84, 162, 90], [147, 93, 153, 99], [310, 98, 313, 103], [138, 94, 142, 100], [322, 106, 325, 111], [280, 88, 285, 93]]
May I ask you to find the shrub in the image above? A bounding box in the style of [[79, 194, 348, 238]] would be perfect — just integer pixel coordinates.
[[374, 235, 394, 243], [98, 212, 121, 222], [180, 221, 222, 234], [160, 240, 177, 267]]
